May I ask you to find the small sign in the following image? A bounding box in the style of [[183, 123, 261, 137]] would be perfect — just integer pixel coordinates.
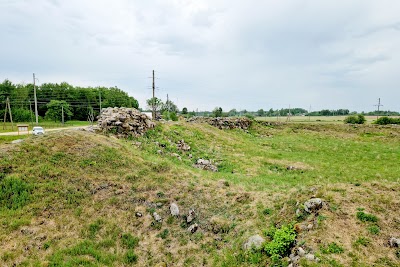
[[17, 124, 29, 135]]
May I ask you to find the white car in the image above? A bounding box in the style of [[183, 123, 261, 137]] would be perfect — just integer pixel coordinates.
[[32, 126, 45, 135]]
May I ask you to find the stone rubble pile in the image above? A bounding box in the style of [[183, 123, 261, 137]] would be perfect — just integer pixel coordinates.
[[187, 117, 252, 130], [193, 158, 218, 172], [97, 107, 155, 137]]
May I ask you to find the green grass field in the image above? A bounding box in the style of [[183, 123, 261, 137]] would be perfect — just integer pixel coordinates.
[[0, 121, 399, 266], [256, 115, 385, 124]]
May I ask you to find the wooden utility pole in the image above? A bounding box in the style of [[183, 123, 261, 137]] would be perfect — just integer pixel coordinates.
[[374, 98, 383, 120], [33, 73, 38, 124], [3, 97, 14, 130], [287, 105, 291, 122], [152, 70, 155, 120]]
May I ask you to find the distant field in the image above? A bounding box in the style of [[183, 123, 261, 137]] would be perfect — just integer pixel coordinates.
[[256, 115, 381, 124], [0, 120, 90, 133]]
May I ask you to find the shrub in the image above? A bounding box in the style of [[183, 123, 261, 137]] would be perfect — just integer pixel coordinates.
[[0, 176, 30, 210], [356, 211, 378, 223], [375, 116, 400, 125], [264, 224, 296, 258], [344, 114, 366, 124]]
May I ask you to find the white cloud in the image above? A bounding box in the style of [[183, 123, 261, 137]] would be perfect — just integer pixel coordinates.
[[1, 0, 399, 111]]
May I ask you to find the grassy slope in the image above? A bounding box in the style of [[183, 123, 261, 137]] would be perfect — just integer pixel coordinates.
[[0, 122, 399, 266]]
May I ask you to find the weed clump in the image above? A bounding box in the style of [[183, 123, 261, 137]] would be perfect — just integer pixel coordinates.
[[367, 225, 380, 235], [264, 224, 297, 259], [320, 242, 344, 254], [0, 176, 30, 210], [121, 233, 139, 249], [124, 250, 138, 264], [356, 210, 378, 223]]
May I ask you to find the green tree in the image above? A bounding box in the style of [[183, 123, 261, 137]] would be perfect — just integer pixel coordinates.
[[161, 99, 178, 113], [146, 97, 163, 117], [45, 100, 73, 122], [212, 107, 223, 117], [182, 107, 188, 114], [257, 109, 265, 117]]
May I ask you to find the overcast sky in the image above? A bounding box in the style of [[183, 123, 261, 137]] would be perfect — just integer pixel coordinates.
[[1, 0, 399, 112]]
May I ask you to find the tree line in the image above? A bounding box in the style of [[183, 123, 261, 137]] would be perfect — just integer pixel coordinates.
[[1, 79, 138, 122]]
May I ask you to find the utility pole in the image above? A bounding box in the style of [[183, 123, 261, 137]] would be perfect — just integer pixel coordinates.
[[3, 97, 14, 131], [287, 105, 291, 122], [33, 73, 38, 124], [152, 70, 155, 120], [61, 105, 64, 125], [374, 98, 383, 120]]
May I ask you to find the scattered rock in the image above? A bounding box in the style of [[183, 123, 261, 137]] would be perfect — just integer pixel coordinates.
[[187, 223, 199, 234], [287, 165, 296, 170], [187, 117, 252, 130], [153, 212, 162, 222], [170, 203, 179, 216], [305, 253, 317, 261], [177, 140, 191, 151], [171, 153, 182, 161], [295, 209, 302, 217], [97, 107, 155, 138], [235, 193, 251, 203], [307, 223, 313, 230], [135, 212, 143, 218], [11, 139, 24, 144], [187, 209, 196, 223], [297, 247, 306, 257], [243, 235, 265, 250], [194, 158, 218, 172], [389, 237, 400, 247], [304, 198, 323, 213]]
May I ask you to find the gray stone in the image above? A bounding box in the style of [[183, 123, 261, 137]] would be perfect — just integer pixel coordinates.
[[170, 203, 179, 216], [389, 237, 400, 247], [305, 253, 315, 261], [187, 223, 198, 234], [307, 223, 313, 230], [297, 247, 306, 257], [194, 158, 218, 172], [304, 198, 323, 213], [153, 212, 162, 222], [187, 209, 196, 223], [295, 209, 302, 217], [243, 235, 265, 250], [135, 212, 143, 217], [11, 139, 24, 144]]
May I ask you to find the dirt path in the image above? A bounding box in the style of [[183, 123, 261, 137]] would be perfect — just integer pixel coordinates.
[[0, 126, 84, 136]]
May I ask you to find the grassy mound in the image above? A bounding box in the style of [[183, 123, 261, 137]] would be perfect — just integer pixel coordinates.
[[0, 122, 399, 266]]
